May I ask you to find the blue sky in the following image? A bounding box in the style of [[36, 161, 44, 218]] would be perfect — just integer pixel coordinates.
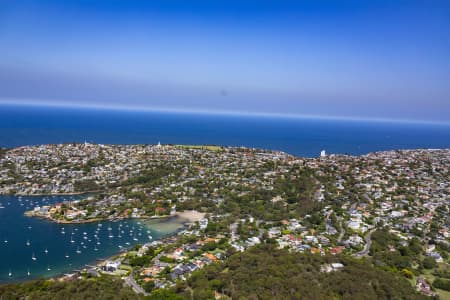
[[1, 0, 449, 122]]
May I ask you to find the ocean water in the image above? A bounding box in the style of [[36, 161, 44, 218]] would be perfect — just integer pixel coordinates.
[[0, 104, 449, 283], [0, 104, 449, 157], [0, 195, 185, 283]]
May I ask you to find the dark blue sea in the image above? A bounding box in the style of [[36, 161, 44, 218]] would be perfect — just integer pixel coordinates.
[[0, 104, 449, 282], [0, 104, 449, 157]]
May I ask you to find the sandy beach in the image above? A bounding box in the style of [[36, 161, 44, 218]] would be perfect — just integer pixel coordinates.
[[173, 210, 206, 223]]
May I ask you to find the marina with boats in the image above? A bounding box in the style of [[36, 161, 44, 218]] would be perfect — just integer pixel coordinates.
[[0, 194, 186, 282]]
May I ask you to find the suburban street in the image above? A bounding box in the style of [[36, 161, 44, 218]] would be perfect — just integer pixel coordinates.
[[124, 273, 148, 296], [354, 228, 376, 258]]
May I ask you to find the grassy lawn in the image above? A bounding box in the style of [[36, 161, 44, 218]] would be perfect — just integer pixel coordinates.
[[437, 288, 450, 300], [415, 269, 450, 300], [120, 264, 133, 271], [175, 145, 223, 151], [422, 268, 435, 282]]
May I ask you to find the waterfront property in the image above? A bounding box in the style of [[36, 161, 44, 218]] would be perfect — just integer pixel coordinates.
[[0, 195, 186, 283]]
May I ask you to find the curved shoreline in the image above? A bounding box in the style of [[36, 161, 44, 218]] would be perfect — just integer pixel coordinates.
[[52, 226, 186, 285], [1, 190, 104, 197], [24, 210, 205, 224], [0, 221, 186, 285], [0, 193, 195, 285]]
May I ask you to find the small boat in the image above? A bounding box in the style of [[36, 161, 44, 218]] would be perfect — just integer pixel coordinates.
[[27, 268, 31, 276], [26, 240, 30, 246], [4, 240, 8, 243], [8, 269, 12, 277], [44, 248, 48, 254], [32, 253, 37, 261], [65, 254, 70, 258], [47, 266, 51, 271], [76, 247, 81, 254]]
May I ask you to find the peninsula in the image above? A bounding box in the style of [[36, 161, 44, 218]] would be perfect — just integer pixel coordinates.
[[0, 143, 449, 299]]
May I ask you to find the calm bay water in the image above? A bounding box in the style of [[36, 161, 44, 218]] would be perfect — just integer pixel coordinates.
[[0, 104, 449, 157], [0, 194, 185, 283]]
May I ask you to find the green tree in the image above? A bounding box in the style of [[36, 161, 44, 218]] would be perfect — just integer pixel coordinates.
[[422, 257, 437, 269]]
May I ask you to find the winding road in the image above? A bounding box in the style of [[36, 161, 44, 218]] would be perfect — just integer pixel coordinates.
[[124, 273, 149, 296], [354, 228, 376, 258], [337, 219, 345, 244]]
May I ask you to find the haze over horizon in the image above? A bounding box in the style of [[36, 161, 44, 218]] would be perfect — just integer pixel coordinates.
[[1, 0, 449, 122]]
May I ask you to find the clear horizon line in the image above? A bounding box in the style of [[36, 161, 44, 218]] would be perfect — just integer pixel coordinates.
[[1, 98, 450, 126]]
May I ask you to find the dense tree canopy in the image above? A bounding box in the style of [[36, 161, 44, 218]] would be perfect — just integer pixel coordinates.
[[0, 276, 138, 300], [181, 245, 425, 300]]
